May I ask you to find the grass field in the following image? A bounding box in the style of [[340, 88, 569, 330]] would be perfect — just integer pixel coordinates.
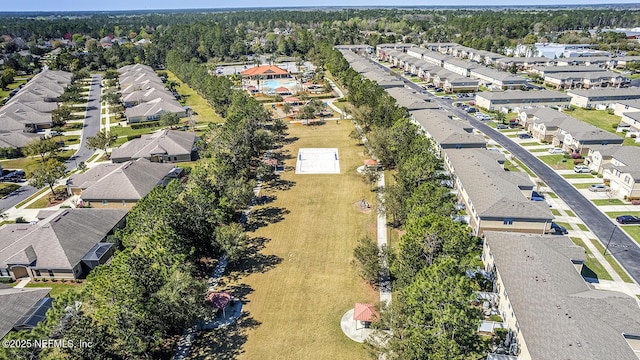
[[511, 158, 535, 177], [574, 183, 600, 189], [589, 238, 635, 283], [164, 70, 224, 124], [538, 154, 575, 171], [189, 122, 378, 359], [570, 237, 612, 281], [566, 108, 623, 135], [519, 142, 540, 146], [25, 185, 67, 209], [621, 226, 640, 247], [548, 192, 558, 198], [562, 174, 594, 179], [565, 210, 576, 217], [551, 209, 561, 216], [577, 223, 589, 231], [605, 211, 640, 218], [592, 199, 626, 206], [0, 183, 20, 197], [0, 77, 31, 99], [23, 281, 87, 298]]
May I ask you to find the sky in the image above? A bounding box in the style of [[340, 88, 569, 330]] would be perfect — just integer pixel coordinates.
[[3, 0, 640, 12]]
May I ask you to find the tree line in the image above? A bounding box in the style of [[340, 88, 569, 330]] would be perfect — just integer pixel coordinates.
[[321, 45, 486, 359]]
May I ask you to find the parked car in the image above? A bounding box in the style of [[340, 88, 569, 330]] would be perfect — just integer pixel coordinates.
[[531, 191, 545, 201], [518, 133, 532, 139], [588, 184, 609, 192], [496, 124, 509, 129], [550, 222, 568, 235], [548, 148, 564, 154], [616, 215, 640, 224], [48, 130, 63, 137], [574, 165, 591, 173]]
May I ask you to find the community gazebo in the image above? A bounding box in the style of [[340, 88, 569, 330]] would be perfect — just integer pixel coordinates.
[[353, 303, 379, 329], [205, 291, 232, 318], [241, 65, 290, 80], [275, 86, 292, 95]]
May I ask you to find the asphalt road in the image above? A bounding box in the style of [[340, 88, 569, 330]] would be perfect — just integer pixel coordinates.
[[65, 74, 102, 171], [0, 74, 102, 212], [365, 57, 640, 283]]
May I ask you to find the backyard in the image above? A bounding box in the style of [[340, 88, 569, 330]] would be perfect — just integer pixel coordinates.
[[164, 70, 224, 124], [188, 121, 378, 359], [566, 108, 622, 134]]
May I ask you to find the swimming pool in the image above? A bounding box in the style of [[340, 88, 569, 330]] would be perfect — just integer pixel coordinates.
[[261, 79, 299, 92]]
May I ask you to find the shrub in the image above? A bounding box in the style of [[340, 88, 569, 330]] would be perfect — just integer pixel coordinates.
[[127, 134, 142, 141], [130, 121, 160, 130], [590, 171, 598, 175], [15, 217, 27, 223], [573, 159, 585, 164], [570, 152, 582, 159]]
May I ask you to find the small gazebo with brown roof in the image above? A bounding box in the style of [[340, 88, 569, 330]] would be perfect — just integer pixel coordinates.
[[353, 303, 379, 329], [274, 86, 292, 95]]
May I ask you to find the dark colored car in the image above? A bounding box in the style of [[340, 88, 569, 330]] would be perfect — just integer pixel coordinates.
[[518, 133, 532, 139], [531, 191, 545, 201], [616, 215, 640, 224], [550, 222, 568, 235]]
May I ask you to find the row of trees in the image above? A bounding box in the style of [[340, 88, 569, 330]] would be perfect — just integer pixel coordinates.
[[323, 46, 485, 358], [1, 52, 280, 360]]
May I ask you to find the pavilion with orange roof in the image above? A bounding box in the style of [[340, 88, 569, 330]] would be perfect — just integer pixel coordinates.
[[240, 65, 290, 80]]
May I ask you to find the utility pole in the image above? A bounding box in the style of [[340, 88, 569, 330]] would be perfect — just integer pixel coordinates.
[[604, 225, 616, 256]]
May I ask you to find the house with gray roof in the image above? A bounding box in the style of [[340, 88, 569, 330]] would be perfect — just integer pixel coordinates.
[[483, 231, 640, 360], [0, 286, 52, 339], [122, 87, 177, 108], [529, 65, 606, 78], [0, 131, 41, 149], [545, 70, 626, 89], [120, 80, 167, 96], [111, 129, 197, 163], [443, 149, 553, 235], [118, 63, 155, 74], [444, 77, 479, 93], [67, 159, 175, 208], [585, 145, 640, 199], [475, 90, 571, 111], [411, 109, 486, 152], [567, 88, 640, 109], [443, 58, 480, 77], [469, 67, 528, 90], [0, 209, 127, 281], [553, 113, 624, 154], [124, 97, 186, 123], [556, 56, 615, 67], [385, 88, 438, 111], [360, 70, 404, 89], [517, 107, 568, 143]]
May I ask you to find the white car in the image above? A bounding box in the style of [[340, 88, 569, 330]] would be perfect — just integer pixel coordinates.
[[574, 165, 591, 173], [548, 148, 564, 154]]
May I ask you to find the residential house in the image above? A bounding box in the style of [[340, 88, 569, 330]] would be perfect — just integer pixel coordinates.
[[443, 148, 553, 235], [411, 110, 486, 153], [443, 58, 480, 77], [585, 146, 640, 199], [620, 111, 640, 134], [529, 65, 606, 78], [444, 77, 479, 93], [0, 209, 127, 281], [0, 285, 52, 339], [122, 87, 176, 107], [495, 57, 554, 70], [406, 47, 432, 60], [615, 56, 640, 69], [567, 88, 640, 109], [556, 56, 615, 67], [360, 70, 404, 89], [124, 97, 186, 123], [422, 51, 452, 67], [475, 90, 571, 111], [482, 231, 640, 360], [375, 43, 415, 59], [469, 67, 528, 90], [517, 107, 567, 143], [110, 129, 197, 163], [66, 159, 176, 208], [0, 131, 41, 149], [553, 115, 624, 154], [385, 88, 439, 111], [544, 71, 626, 89]]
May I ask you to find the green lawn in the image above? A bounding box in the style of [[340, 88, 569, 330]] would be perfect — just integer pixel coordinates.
[[15, 186, 50, 208], [503, 161, 520, 172], [23, 281, 87, 298], [538, 154, 575, 171], [189, 122, 377, 360], [570, 237, 612, 281], [589, 238, 635, 283], [25, 185, 67, 209], [555, 221, 574, 231], [577, 223, 589, 231], [592, 198, 626, 206], [605, 211, 640, 218], [566, 108, 623, 135], [622, 226, 640, 247], [623, 138, 640, 147], [165, 70, 224, 124], [565, 210, 576, 217], [110, 124, 165, 138], [0, 183, 20, 197], [0, 77, 31, 99], [519, 142, 540, 146], [562, 174, 594, 179], [548, 192, 558, 198], [551, 209, 561, 216], [574, 183, 600, 189], [529, 148, 549, 152], [512, 158, 535, 177]]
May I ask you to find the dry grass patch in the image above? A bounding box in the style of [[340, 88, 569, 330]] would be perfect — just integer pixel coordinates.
[[190, 122, 378, 360]]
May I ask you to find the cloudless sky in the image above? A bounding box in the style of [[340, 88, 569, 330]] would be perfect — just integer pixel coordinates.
[[3, 0, 640, 12]]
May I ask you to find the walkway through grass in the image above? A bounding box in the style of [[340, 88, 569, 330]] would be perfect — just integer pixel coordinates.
[[188, 122, 378, 360]]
